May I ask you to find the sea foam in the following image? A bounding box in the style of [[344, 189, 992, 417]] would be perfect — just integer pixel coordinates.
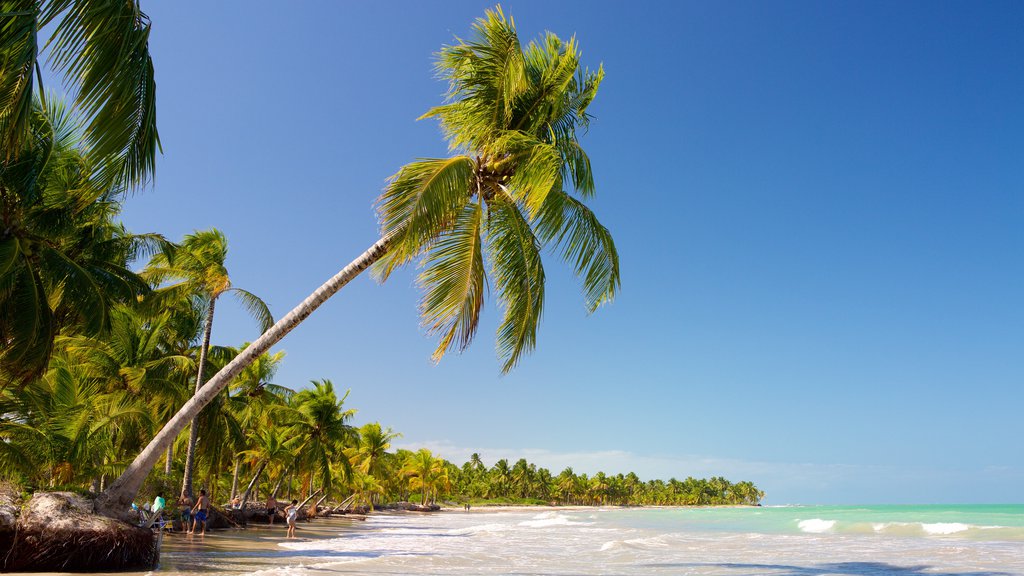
[[797, 518, 836, 533], [921, 522, 970, 535]]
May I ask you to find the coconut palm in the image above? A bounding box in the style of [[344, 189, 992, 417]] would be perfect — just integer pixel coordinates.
[[0, 0, 159, 189], [346, 422, 400, 480], [99, 6, 617, 516], [0, 99, 156, 384], [286, 379, 356, 500], [0, 349, 151, 488], [402, 448, 447, 505], [143, 229, 273, 499]]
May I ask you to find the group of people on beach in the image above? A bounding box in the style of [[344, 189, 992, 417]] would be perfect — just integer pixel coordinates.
[[175, 489, 210, 535], [172, 490, 300, 537]]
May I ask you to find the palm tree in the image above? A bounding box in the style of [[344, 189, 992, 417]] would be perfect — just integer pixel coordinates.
[[99, 6, 618, 516], [143, 229, 273, 499], [0, 0, 159, 189], [402, 448, 446, 505], [0, 99, 156, 384], [489, 458, 512, 498], [286, 379, 356, 501], [237, 427, 291, 508], [347, 422, 400, 480]]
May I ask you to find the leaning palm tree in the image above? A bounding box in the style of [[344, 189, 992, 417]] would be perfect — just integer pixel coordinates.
[[0, 0, 159, 189], [142, 229, 273, 499], [98, 6, 618, 516]]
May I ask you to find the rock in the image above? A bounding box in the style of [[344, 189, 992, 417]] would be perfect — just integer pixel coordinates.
[[1, 492, 157, 572]]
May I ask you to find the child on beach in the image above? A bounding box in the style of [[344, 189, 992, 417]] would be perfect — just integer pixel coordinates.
[[190, 489, 209, 536], [284, 499, 299, 538]]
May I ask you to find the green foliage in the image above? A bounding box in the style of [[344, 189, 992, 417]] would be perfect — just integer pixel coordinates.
[[375, 6, 619, 372], [0, 0, 161, 190], [0, 98, 155, 384]]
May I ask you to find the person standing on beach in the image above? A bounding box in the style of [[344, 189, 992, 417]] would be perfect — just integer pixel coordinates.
[[266, 495, 278, 525], [190, 489, 210, 535], [178, 491, 193, 532], [284, 499, 298, 538]]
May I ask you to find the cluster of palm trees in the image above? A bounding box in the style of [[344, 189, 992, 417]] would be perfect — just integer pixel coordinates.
[[446, 455, 764, 506], [2, 4, 630, 515]]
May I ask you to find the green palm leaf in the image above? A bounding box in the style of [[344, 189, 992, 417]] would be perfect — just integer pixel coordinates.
[[486, 199, 544, 373], [0, 1, 38, 158], [43, 0, 160, 188], [419, 201, 486, 360], [535, 188, 619, 311], [374, 156, 474, 280], [228, 288, 274, 334]]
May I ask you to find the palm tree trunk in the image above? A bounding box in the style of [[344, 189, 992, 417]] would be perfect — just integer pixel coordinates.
[[271, 463, 294, 498], [181, 298, 217, 499], [230, 457, 240, 500], [239, 460, 268, 509], [298, 489, 322, 510], [164, 444, 173, 475], [97, 234, 392, 518]]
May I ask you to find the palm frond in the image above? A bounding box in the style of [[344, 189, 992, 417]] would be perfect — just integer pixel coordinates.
[[0, 1, 38, 158], [374, 156, 473, 280], [486, 199, 544, 373], [535, 188, 619, 311], [37, 242, 107, 334], [423, 6, 527, 147], [45, 0, 160, 189], [418, 201, 486, 360], [228, 287, 274, 334], [0, 259, 54, 380]]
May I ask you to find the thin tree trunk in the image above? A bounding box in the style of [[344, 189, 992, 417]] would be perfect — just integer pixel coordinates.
[[164, 444, 173, 475], [298, 489, 322, 510], [181, 298, 217, 499], [338, 493, 357, 510], [230, 457, 240, 500], [239, 460, 268, 509], [271, 463, 293, 499], [97, 234, 392, 518]]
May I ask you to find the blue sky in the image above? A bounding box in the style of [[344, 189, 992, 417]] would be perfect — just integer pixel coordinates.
[[111, 1, 1022, 504]]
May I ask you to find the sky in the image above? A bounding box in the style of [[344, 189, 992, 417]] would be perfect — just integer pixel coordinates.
[[103, 1, 1023, 504]]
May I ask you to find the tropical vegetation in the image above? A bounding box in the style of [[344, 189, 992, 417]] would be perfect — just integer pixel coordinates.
[[0, 5, 763, 525]]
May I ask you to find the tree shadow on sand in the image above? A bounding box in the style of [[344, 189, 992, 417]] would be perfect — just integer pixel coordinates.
[[643, 562, 1012, 576]]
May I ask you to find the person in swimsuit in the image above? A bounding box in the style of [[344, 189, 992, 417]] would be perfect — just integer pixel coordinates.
[[285, 499, 299, 538], [178, 491, 193, 532], [266, 495, 278, 525], [191, 489, 209, 536]]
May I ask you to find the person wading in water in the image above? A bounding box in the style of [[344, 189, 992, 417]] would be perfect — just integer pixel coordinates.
[[190, 489, 210, 536]]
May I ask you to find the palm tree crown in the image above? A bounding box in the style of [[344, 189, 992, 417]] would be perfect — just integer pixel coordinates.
[[375, 6, 619, 372]]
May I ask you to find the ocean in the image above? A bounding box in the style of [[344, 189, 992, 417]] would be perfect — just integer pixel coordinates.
[[154, 505, 1024, 575]]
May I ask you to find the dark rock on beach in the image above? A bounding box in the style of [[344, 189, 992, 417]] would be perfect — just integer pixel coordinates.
[[0, 492, 157, 573]]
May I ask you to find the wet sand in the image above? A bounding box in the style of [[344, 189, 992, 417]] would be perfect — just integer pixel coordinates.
[[157, 516, 369, 575]]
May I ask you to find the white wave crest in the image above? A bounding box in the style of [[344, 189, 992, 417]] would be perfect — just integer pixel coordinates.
[[922, 522, 970, 535], [448, 523, 511, 535], [797, 518, 836, 533], [519, 515, 578, 528]]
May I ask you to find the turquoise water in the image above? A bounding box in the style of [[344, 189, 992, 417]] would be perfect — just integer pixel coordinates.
[[604, 505, 1024, 540], [156, 505, 1024, 575]]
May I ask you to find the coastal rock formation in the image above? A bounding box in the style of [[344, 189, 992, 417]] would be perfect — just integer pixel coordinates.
[[0, 492, 156, 572]]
